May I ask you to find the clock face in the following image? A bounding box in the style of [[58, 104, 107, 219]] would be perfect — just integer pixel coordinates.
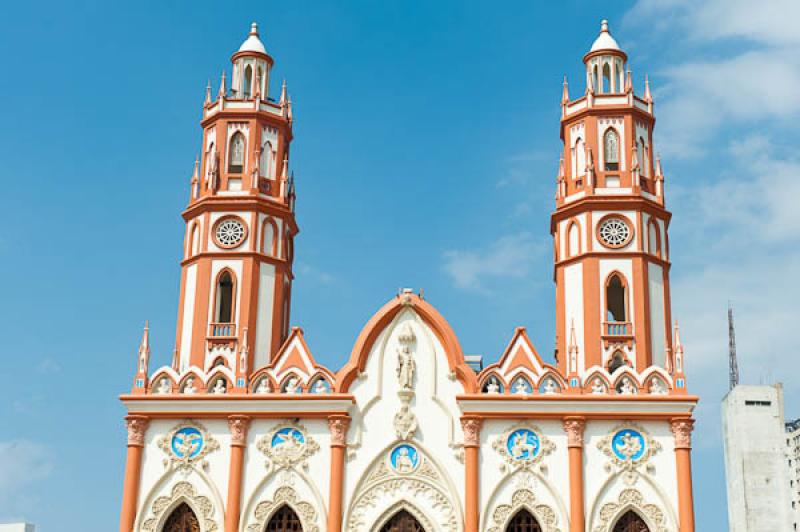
[[214, 217, 246, 248], [598, 216, 632, 248]]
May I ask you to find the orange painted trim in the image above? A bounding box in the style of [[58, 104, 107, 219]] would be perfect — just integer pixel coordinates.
[[123, 410, 352, 419], [555, 251, 671, 270], [456, 393, 698, 402], [327, 415, 350, 532], [455, 410, 695, 421], [119, 444, 143, 532]]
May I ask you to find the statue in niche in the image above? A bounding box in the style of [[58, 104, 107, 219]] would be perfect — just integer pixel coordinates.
[[284, 376, 301, 394], [486, 378, 500, 394], [314, 380, 328, 393], [157, 377, 171, 394], [211, 379, 227, 394], [592, 378, 607, 394], [394, 447, 415, 473], [542, 379, 557, 395], [397, 345, 416, 390], [619, 377, 637, 395], [182, 376, 197, 394], [256, 378, 271, 394], [513, 380, 530, 395], [649, 379, 667, 395]]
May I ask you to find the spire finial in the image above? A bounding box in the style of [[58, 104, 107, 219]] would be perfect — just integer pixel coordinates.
[[601, 19, 609, 33], [137, 321, 150, 376], [280, 79, 288, 106], [205, 79, 212, 105], [250, 22, 259, 36], [562, 75, 570, 104], [644, 74, 653, 102], [218, 70, 227, 97], [655, 153, 664, 180]]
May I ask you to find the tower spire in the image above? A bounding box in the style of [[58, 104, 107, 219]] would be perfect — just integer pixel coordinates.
[[729, 303, 740, 390]]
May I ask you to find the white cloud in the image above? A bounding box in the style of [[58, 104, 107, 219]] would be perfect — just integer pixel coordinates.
[[442, 232, 544, 292], [0, 440, 53, 516]]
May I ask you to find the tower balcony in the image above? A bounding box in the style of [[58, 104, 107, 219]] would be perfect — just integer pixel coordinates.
[[602, 321, 634, 348], [209, 322, 237, 338]]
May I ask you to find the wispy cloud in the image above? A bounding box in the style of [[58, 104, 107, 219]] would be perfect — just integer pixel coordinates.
[[296, 262, 336, 285], [442, 232, 544, 293]]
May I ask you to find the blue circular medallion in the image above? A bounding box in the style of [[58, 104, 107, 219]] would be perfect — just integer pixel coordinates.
[[612, 429, 646, 461], [390, 444, 419, 473], [271, 427, 305, 449], [507, 429, 540, 460], [171, 427, 203, 459]]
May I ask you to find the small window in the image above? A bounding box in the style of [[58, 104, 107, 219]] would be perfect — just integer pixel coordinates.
[[215, 271, 234, 323], [745, 400, 772, 406], [574, 138, 585, 176], [260, 141, 274, 178], [228, 132, 246, 174], [602, 62, 612, 93], [606, 274, 626, 322], [243, 65, 253, 99], [604, 129, 620, 171]]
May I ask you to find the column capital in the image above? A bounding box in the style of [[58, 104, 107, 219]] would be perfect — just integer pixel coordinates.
[[460, 417, 483, 448], [125, 415, 150, 447], [328, 415, 351, 447], [670, 417, 695, 449], [228, 415, 252, 446], [562, 416, 587, 448]]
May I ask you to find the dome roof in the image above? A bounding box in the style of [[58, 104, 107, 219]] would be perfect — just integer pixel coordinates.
[[589, 20, 621, 52], [238, 22, 267, 55]]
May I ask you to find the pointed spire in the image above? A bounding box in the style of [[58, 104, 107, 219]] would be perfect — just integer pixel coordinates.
[[567, 319, 580, 379], [644, 74, 652, 102], [137, 321, 150, 375], [171, 347, 179, 371], [625, 68, 633, 94], [218, 70, 227, 97], [280, 79, 288, 106], [205, 79, 212, 105], [191, 157, 199, 183], [561, 76, 570, 104], [654, 153, 664, 181], [281, 154, 288, 180]]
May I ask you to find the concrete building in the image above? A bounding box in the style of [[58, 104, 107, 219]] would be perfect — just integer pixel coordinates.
[[0, 523, 35, 532], [786, 418, 800, 530], [722, 384, 793, 531]]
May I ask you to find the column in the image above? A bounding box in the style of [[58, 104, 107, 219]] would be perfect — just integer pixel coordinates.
[[671, 418, 695, 532], [461, 417, 483, 532], [327, 415, 351, 532], [563, 417, 586, 532], [225, 415, 251, 532], [120, 415, 149, 532]]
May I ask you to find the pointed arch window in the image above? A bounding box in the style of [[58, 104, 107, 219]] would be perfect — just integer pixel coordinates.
[[604, 129, 620, 171], [602, 62, 612, 93], [606, 273, 627, 322], [608, 350, 626, 374], [265, 505, 303, 532], [567, 221, 580, 258], [260, 141, 274, 178], [228, 132, 246, 174], [574, 138, 585, 177], [592, 65, 599, 93], [506, 509, 542, 532], [215, 270, 235, 323], [163, 502, 200, 532], [243, 65, 253, 99], [613, 510, 650, 532], [648, 220, 662, 257], [379, 510, 425, 532], [262, 218, 276, 256], [638, 136, 648, 176]]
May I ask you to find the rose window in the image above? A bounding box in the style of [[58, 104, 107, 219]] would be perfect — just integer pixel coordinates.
[[598, 217, 631, 248], [215, 218, 246, 248]]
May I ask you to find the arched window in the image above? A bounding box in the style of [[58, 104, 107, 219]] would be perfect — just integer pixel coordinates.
[[606, 274, 627, 322], [243, 65, 253, 99], [613, 510, 650, 532], [215, 271, 235, 323], [262, 218, 276, 256], [228, 132, 246, 174], [608, 350, 626, 374], [574, 138, 585, 177], [604, 129, 620, 171], [506, 509, 542, 532], [265, 505, 303, 532], [188, 223, 200, 257], [602, 62, 612, 93], [638, 136, 648, 176], [379, 510, 425, 532], [163, 502, 200, 532], [648, 220, 661, 257], [257, 66, 264, 96], [592, 64, 599, 93], [567, 221, 580, 257], [260, 141, 274, 178]]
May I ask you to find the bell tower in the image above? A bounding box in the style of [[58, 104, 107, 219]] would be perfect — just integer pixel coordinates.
[[552, 21, 678, 386], [173, 22, 297, 386]]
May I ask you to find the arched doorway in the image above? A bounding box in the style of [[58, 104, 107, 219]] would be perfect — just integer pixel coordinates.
[[265, 505, 304, 531], [613, 510, 650, 532], [379, 510, 425, 532], [162, 502, 200, 532], [506, 509, 542, 532]]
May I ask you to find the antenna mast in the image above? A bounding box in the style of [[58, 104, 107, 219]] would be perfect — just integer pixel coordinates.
[[728, 303, 739, 390]]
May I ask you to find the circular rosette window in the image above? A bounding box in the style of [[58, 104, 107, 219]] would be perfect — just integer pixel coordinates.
[[171, 427, 204, 459], [506, 428, 540, 461], [213, 216, 247, 249], [611, 429, 646, 462], [390, 443, 419, 474], [597, 215, 633, 249]]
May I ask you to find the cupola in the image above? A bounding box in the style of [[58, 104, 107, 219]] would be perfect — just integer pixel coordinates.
[[230, 22, 273, 100], [583, 20, 627, 95]]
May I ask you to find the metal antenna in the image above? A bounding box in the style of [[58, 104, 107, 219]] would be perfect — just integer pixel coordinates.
[[728, 302, 739, 390]]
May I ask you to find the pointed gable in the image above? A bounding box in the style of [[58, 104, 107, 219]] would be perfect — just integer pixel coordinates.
[[269, 327, 333, 386]]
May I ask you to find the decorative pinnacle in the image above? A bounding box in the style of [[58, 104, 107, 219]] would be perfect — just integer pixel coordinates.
[[655, 153, 664, 180], [625, 68, 633, 93], [250, 22, 259, 37], [568, 319, 578, 354], [557, 156, 565, 180], [280, 79, 288, 106], [600, 19, 609, 33], [644, 74, 653, 102], [205, 79, 212, 104], [138, 321, 150, 355], [191, 157, 199, 182], [674, 321, 684, 354], [218, 70, 227, 97], [561, 75, 569, 103]]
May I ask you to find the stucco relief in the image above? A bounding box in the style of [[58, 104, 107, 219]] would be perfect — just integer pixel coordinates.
[[141, 481, 218, 531], [597, 423, 661, 484], [493, 422, 556, 472], [592, 488, 668, 532], [256, 420, 320, 472], [487, 488, 562, 532], [244, 485, 319, 532], [157, 420, 220, 473]]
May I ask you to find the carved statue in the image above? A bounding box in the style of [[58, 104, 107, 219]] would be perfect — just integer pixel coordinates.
[[592, 378, 607, 394], [615, 432, 642, 460], [182, 376, 197, 394], [619, 377, 637, 395], [256, 378, 271, 394], [211, 379, 226, 394], [314, 380, 328, 393], [649, 379, 667, 395], [394, 447, 415, 473], [542, 379, 557, 395], [513, 380, 530, 395], [397, 346, 415, 390], [487, 378, 500, 394], [157, 377, 171, 394], [284, 377, 301, 394], [510, 434, 536, 460]]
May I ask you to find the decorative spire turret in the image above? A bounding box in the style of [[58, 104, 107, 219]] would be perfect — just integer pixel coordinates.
[[218, 70, 227, 97], [205, 79, 212, 105]]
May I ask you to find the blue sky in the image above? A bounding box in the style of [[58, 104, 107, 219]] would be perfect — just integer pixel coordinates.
[[1, 0, 799, 530]]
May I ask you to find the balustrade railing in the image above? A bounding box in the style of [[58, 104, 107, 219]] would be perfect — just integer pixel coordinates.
[[209, 322, 236, 337], [603, 321, 631, 336]]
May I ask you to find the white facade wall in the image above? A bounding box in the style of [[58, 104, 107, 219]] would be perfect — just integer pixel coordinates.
[[787, 424, 800, 530]]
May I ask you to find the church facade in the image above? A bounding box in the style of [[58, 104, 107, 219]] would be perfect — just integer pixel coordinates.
[[119, 21, 698, 532]]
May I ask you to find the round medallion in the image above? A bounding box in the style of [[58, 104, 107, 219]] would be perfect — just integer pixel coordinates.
[[597, 216, 632, 248], [171, 427, 204, 459], [612, 429, 646, 461], [390, 444, 419, 474], [271, 427, 305, 449], [213, 216, 247, 249], [506, 428, 540, 460]]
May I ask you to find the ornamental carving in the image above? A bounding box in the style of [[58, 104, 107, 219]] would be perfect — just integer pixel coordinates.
[[141, 481, 218, 531], [493, 422, 556, 472], [461, 417, 483, 447], [245, 486, 319, 532], [562, 418, 586, 448], [670, 418, 694, 449], [396, 323, 416, 390], [487, 488, 562, 532], [592, 488, 668, 532], [126, 416, 149, 446], [228, 416, 251, 446], [157, 420, 220, 472], [597, 423, 661, 484], [256, 421, 319, 471], [393, 404, 418, 440], [328, 416, 351, 446]]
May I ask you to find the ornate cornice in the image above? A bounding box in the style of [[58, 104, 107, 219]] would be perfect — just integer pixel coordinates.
[[562, 417, 586, 448], [228, 415, 251, 446], [461, 417, 483, 448], [670, 418, 694, 450], [328, 415, 351, 447], [125, 415, 149, 447]]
